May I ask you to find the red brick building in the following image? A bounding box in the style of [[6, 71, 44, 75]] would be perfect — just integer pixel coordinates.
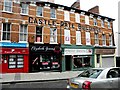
[[0, 0, 115, 73]]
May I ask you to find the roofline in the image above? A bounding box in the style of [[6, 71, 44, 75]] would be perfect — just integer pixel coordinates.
[[38, 1, 115, 21]]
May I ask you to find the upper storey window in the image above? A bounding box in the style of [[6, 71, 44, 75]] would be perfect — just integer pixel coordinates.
[[93, 18, 97, 26], [21, 3, 29, 15], [50, 8, 56, 19], [108, 21, 111, 29], [75, 13, 80, 23], [36, 6, 43, 17], [101, 19, 104, 27], [64, 11, 70, 21], [85, 16, 89, 25], [4, 0, 12, 12]]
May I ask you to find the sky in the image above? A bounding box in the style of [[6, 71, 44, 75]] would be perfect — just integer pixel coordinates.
[[41, 0, 119, 32]]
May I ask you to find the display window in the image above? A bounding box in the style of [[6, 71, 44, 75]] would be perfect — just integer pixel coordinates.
[[73, 56, 91, 68]]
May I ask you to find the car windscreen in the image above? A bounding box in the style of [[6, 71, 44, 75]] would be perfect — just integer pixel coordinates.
[[78, 69, 103, 78]]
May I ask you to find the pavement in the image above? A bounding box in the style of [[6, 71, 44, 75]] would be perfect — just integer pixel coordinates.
[[0, 71, 82, 84]]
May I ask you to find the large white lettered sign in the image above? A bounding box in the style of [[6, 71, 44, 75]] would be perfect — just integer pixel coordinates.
[[64, 49, 92, 55]]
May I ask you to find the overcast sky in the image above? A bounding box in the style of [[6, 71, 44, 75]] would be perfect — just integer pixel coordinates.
[[42, 0, 119, 32]]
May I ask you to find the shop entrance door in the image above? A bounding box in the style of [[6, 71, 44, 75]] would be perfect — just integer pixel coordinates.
[[65, 55, 71, 71]]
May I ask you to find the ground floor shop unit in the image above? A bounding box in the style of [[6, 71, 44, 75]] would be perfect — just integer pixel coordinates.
[[94, 46, 116, 68], [0, 42, 29, 73], [60, 45, 94, 72], [116, 57, 120, 67], [29, 43, 61, 72]]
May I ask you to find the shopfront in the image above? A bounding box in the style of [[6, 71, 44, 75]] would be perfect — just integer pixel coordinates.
[[29, 43, 61, 72], [0, 42, 29, 73], [95, 47, 116, 68], [61, 45, 94, 71]]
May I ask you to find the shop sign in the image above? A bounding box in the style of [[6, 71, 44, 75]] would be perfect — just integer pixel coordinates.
[[0, 42, 27, 47], [64, 49, 92, 55], [96, 49, 115, 55]]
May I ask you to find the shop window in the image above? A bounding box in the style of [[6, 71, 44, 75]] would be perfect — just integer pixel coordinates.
[[50, 8, 56, 19], [4, 0, 12, 12], [95, 33, 99, 45], [73, 56, 91, 68], [102, 34, 106, 46], [8, 55, 24, 69], [109, 35, 113, 46], [36, 6, 43, 17], [21, 3, 28, 15], [19, 24, 28, 42], [50, 28, 57, 43], [2, 23, 11, 41], [36, 26, 43, 43]]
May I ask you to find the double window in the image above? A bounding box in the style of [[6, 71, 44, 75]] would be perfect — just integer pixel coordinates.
[[19, 25, 28, 42], [85, 16, 89, 25], [36, 26, 43, 42], [64, 11, 70, 21], [4, 0, 12, 12], [76, 31, 81, 45], [86, 32, 91, 45], [101, 19, 104, 27], [36, 6, 43, 17], [50, 8, 56, 19], [2, 23, 11, 41], [50, 28, 57, 43], [94, 18, 97, 26], [21, 3, 28, 15], [109, 35, 113, 46], [75, 13, 80, 23]]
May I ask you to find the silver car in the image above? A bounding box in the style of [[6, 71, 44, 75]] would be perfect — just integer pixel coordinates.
[[67, 67, 120, 90]]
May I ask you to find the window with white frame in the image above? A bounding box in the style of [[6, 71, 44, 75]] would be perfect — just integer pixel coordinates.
[[101, 19, 104, 27], [50, 8, 56, 19], [36, 26, 43, 42], [102, 34, 106, 46], [108, 21, 111, 29], [109, 35, 113, 46], [95, 33, 99, 45], [85, 16, 89, 25], [2, 23, 11, 41], [64, 11, 70, 21], [64, 29, 70, 44], [21, 3, 28, 14], [93, 18, 97, 26], [36, 6, 43, 17], [19, 25, 27, 42], [14, 0, 20, 3], [76, 31, 81, 45], [75, 13, 80, 23], [4, 0, 12, 12], [86, 32, 91, 45], [50, 28, 57, 43]]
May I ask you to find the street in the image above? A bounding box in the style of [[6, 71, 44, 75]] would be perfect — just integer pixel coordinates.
[[2, 80, 68, 89]]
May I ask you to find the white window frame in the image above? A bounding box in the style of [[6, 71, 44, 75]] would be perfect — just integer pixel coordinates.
[[93, 18, 97, 26], [86, 32, 91, 45], [50, 28, 57, 44], [101, 19, 104, 28], [102, 34, 106, 46], [36, 6, 43, 17], [64, 11, 70, 21], [4, 0, 12, 13], [76, 31, 82, 45], [14, 0, 20, 4], [35, 26, 43, 43], [21, 3, 29, 15], [19, 24, 28, 43], [75, 13, 80, 23], [109, 35, 113, 46], [108, 21, 111, 29], [50, 8, 56, 19], [2, 23, 11, 42], [64, 29, 71, 44], [85, 15, 89, 25], [95, 33, 99, 45]]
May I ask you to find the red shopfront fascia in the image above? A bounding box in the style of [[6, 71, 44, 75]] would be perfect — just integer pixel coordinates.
[[0, 48, 29, 73]]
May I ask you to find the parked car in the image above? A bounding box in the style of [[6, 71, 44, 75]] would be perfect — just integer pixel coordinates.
[[67, 67, 120, 90]]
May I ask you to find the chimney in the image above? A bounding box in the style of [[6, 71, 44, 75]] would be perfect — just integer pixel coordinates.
[[71, 0, 80, 10], [88, 5, 99, 14], [47, 0, 54, 3]]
